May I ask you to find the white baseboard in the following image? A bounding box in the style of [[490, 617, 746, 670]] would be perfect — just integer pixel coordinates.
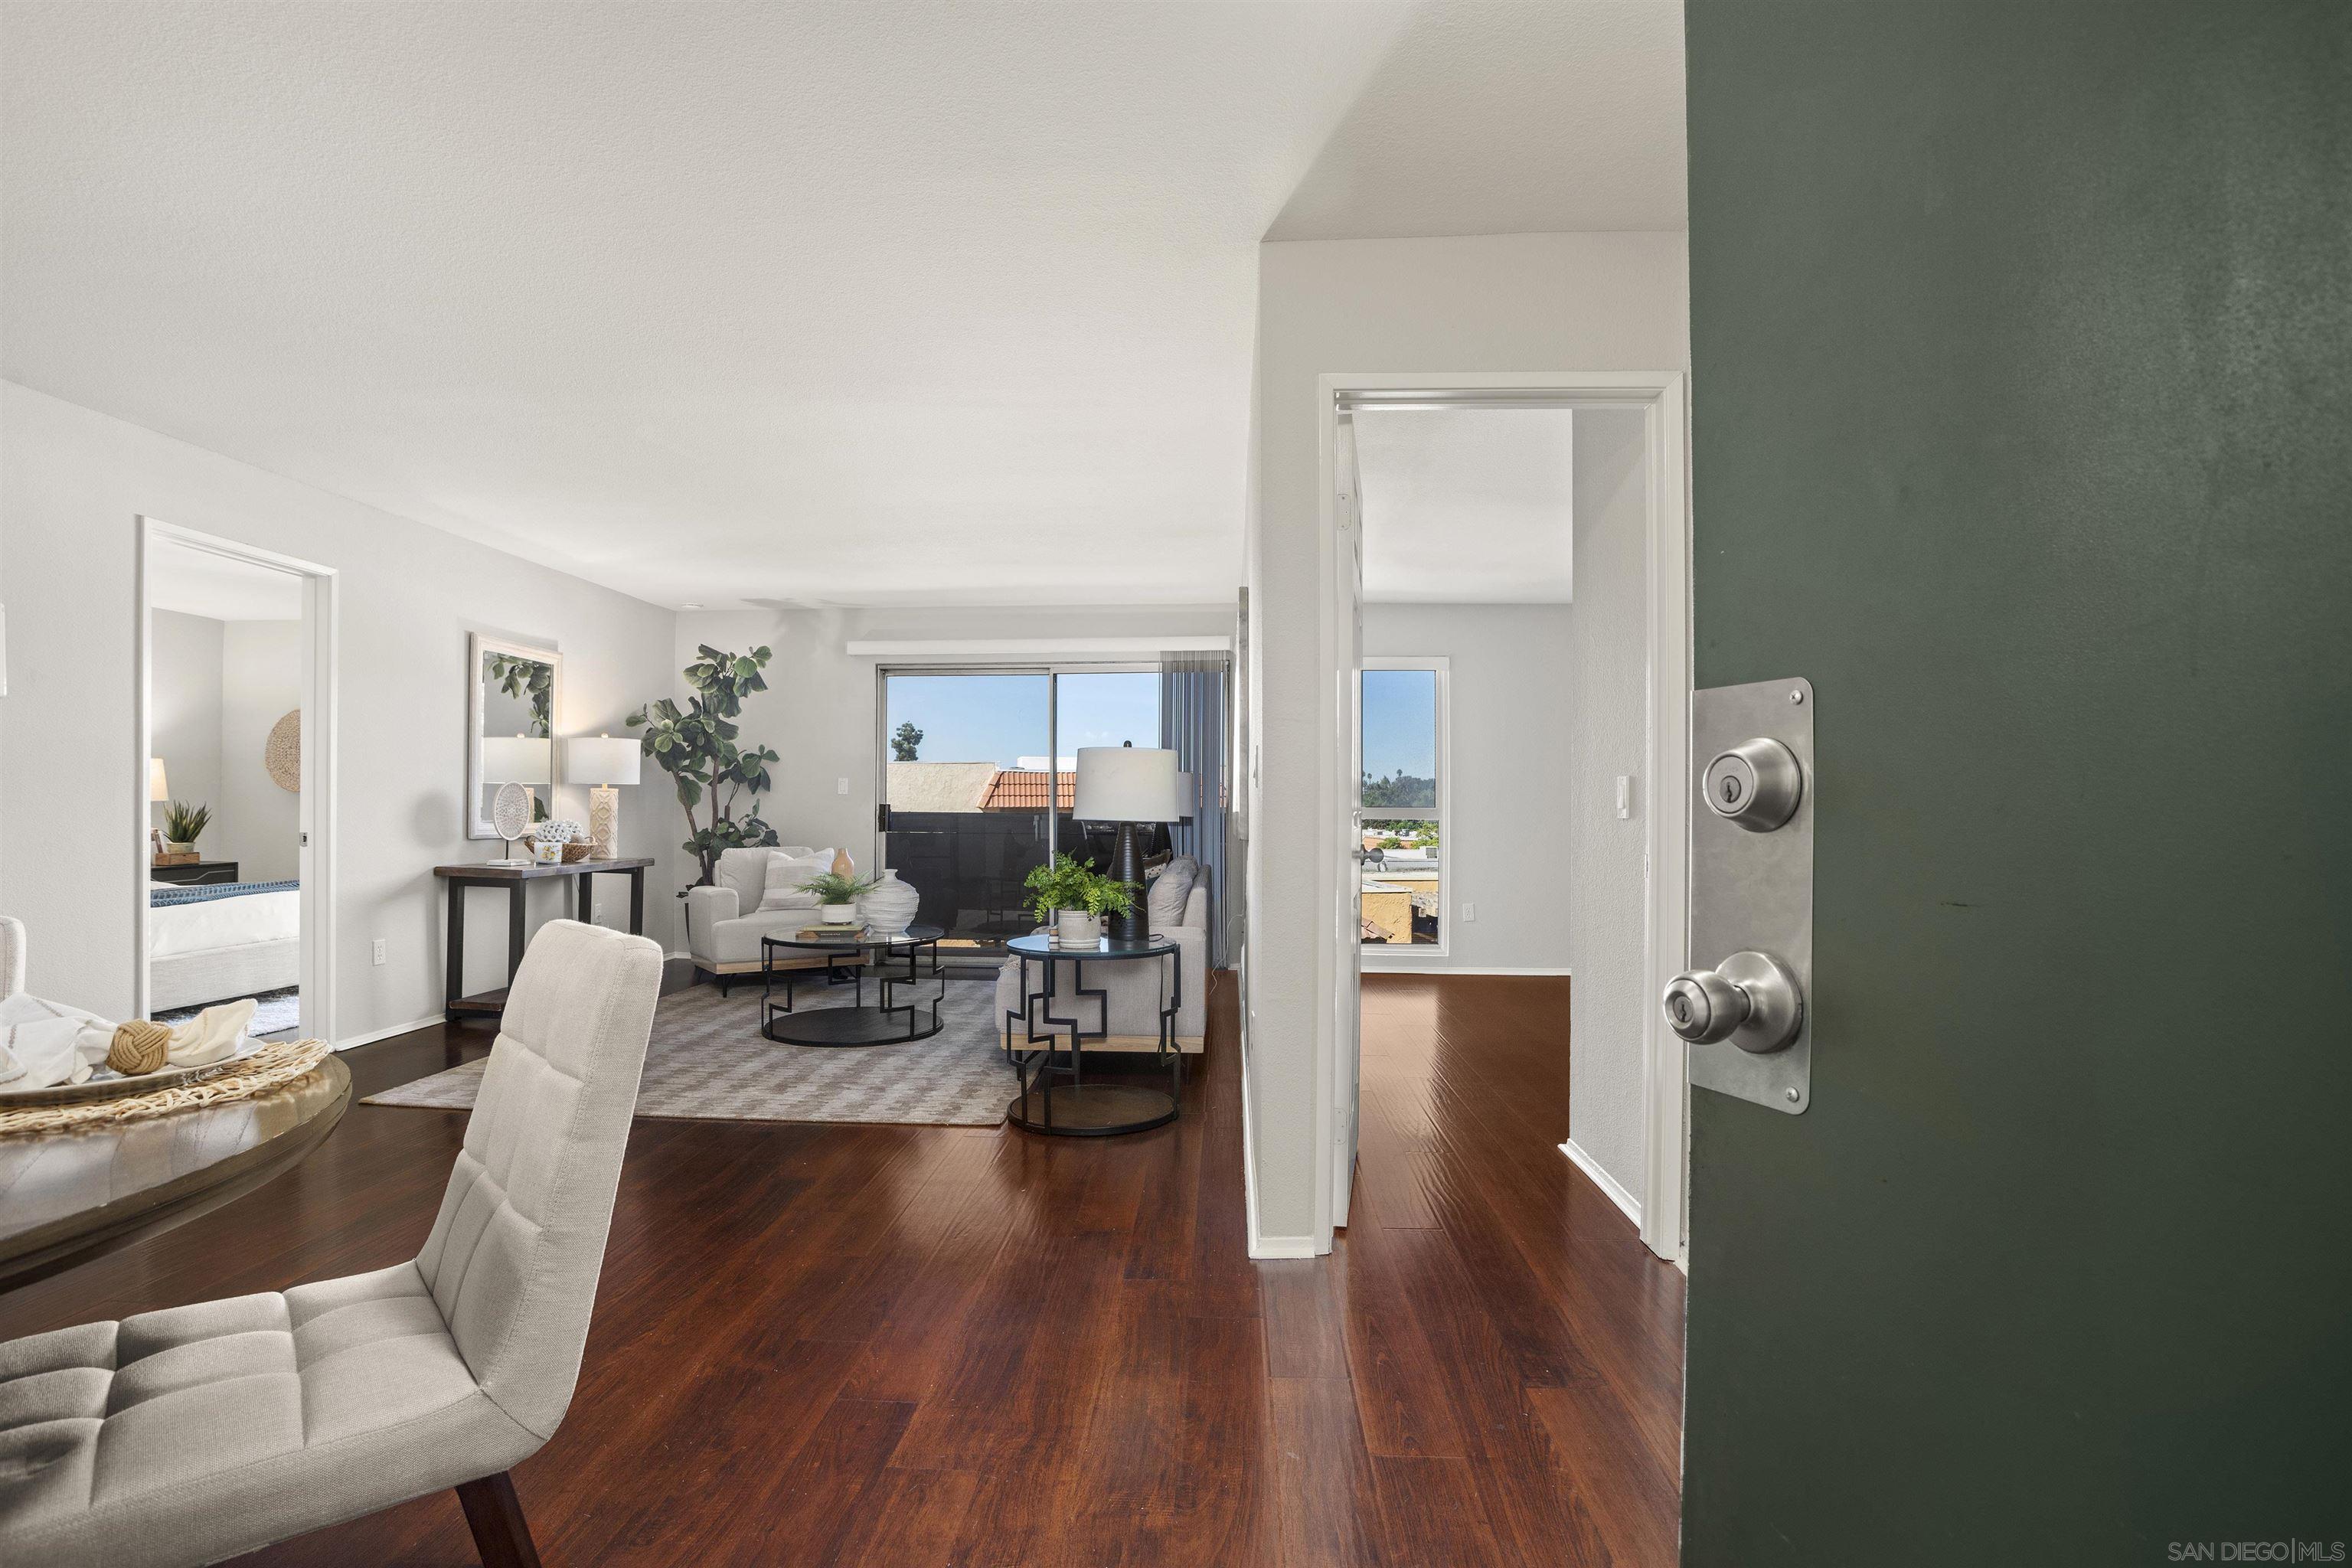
[[1363, 964, 1573, 977], [335, 1011, 445, 1051], [1560, 1138, 1642, 1229], [1250, 1233, 1321, 1259]]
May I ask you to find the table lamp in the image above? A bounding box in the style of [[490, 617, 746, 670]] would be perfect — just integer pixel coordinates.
[[1073, 746, 1184, 944], [482, 733, 552, 824], [564, 734, 641, 860]]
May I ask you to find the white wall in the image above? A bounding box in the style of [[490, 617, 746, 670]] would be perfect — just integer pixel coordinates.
[[1361, 603, 1572, 972], [149, 609, 223, 846], [665, 603, 1234, 906], [0, 381, 682, 1037], [1563, 410, 1651, 1192], [218, 619, 302, 881], [1247, 231, 1688, 1250]]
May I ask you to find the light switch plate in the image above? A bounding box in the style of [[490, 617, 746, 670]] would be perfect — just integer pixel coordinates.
[[1687, 678, 1815, 1114]]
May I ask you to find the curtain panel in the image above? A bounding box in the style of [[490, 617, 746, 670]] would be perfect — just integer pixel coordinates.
[[1159, 653, 1230, 968]]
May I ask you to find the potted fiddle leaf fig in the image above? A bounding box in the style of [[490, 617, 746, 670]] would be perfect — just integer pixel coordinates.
[[627, 645, 783, 885]]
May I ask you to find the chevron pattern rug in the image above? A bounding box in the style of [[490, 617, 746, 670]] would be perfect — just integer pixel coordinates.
[[366, 972, 1012, 1127]]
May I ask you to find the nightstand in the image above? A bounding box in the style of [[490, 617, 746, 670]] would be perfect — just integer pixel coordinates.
[[151, 860, 240, 886]]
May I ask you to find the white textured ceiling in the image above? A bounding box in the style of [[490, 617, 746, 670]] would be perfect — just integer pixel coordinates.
[[1269, 2, 1687, 240], [1355, 408, 1575, 603], [2, 2, 1684, 609]]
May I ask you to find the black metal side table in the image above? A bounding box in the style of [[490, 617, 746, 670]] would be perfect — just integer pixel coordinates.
[[1002, 933, 1181, 1136], [761, 925, 946, 1047]]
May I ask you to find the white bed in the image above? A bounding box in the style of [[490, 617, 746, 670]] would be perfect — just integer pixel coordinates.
[[149, 881, 300, 1012]]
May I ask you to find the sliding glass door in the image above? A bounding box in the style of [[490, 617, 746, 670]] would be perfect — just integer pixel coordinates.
[[879, 671, 1053, 950], [876, 665, 1162, 953]]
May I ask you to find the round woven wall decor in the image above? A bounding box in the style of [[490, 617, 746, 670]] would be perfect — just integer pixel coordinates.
[[265, 710, 302, 792]]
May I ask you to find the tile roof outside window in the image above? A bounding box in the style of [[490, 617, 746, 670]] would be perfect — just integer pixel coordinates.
[[978, 769, 1075, 812]]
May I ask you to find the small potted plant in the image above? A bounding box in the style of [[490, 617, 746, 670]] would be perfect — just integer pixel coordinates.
[[160, 800, 211, 855], [798, 868, 878, 925], [1024, 854, 1139, 948]]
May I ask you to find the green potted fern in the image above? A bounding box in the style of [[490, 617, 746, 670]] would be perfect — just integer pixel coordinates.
[[1024, 854, 1138, 948], [798, 868, 877, 925]]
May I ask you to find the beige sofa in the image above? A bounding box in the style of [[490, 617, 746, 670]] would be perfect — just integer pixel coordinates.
[[992, 874, 1210, 1054], [684, 846, 867, 992]]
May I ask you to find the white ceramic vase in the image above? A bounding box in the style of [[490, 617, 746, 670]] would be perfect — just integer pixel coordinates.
[[820, 902, 859, 924], [858, 869, 920, 936], [1054, 908, 1098, 948]]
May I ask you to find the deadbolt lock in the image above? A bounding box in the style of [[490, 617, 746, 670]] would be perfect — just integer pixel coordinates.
[[1663, 950, 1804, 1055], [1703, 737, 1802, 832]]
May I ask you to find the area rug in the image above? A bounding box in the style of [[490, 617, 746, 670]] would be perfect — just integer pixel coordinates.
[[364, 973, 1014, 1128], [157, 985, 301, 1038]]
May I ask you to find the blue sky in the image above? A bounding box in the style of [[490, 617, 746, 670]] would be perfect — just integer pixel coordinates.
[[886, 671, 1158, 765], [1362, 668, 1437, 782]]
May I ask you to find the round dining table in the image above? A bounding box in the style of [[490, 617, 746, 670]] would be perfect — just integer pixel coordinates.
[[0, 1054, 351, 1292]]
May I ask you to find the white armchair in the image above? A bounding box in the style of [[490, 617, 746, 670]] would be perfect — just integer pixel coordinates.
[[992, 877, 1210, 1054], [684, 846, 864, 993]]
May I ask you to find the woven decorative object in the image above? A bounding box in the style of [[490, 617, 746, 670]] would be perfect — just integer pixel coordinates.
[[106, 1020, 172, 1076], [562, 841, 591, 862], [264, 709, 302, 792], [0, 1039, 332, 1137]]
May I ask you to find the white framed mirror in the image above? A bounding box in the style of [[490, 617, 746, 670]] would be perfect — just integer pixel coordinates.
[[467, 632, 562, 839]]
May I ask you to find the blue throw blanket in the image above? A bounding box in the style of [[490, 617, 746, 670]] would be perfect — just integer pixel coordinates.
[[151, 878, 299, 908]]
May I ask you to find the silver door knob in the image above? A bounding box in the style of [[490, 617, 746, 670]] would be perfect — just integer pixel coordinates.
[[1662, 949, 1804, 1054]]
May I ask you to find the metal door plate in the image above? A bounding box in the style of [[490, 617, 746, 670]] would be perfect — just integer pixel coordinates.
[[1690, 678, 1815, 1113]]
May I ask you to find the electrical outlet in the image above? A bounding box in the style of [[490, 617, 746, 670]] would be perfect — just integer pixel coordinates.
[[1461, 902, 1476, 922], [837, 776, 849, 795], [371, 938, 387, 965]]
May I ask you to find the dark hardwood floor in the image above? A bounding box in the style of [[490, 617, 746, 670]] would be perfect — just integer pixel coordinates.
[[0, 970, 1683, 1566]]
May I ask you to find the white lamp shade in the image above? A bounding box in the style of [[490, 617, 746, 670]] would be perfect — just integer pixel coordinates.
[[149, 757, 169, 802], [564, 735, 641, 787], [1072, 746, 1183, 823], [481, 734, 554, 786]]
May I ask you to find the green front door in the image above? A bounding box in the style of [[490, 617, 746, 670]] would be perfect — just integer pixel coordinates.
[[1682, 3, 2351, 1562]]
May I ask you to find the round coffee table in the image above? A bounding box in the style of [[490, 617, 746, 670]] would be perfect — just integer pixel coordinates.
[[761, 924, 946, 1047], [1002, 932, 1182, 1136]]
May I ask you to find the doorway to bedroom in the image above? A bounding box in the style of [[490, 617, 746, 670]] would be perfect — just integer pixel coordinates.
[[137, 521, 336, 1045]]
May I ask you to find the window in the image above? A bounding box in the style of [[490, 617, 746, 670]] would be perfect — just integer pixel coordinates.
[[1359, 658, 1446, 952], [877, 665, 1161, 950]]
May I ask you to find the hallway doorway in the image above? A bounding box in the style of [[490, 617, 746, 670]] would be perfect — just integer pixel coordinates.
[[1326, 379, 1690, 1266]]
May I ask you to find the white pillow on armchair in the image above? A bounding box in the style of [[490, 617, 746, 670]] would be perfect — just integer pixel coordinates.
[[758, 849, 838, 911]]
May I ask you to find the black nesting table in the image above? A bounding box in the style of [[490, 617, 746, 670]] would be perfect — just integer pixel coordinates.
[[761, 925, 946, 1047], [1002, 932, 1182, 1136]]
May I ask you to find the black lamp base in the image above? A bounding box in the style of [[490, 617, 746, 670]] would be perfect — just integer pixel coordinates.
[[1107, 822, 1148, 944]]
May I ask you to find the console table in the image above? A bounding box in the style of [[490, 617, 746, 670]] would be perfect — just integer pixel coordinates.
[[433, 858, 653, 1022]]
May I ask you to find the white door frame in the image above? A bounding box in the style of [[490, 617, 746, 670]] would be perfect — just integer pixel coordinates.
[[135, 518, 339, 1044], [1313, 371, 1691, 1263]]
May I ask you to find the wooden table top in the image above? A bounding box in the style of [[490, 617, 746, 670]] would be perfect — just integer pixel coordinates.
[[0, 1054, 351, 1292], [433, 857, 653, 880]]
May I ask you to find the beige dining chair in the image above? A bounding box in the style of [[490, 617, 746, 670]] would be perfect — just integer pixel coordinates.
[[0, 918, 662, 1568]]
